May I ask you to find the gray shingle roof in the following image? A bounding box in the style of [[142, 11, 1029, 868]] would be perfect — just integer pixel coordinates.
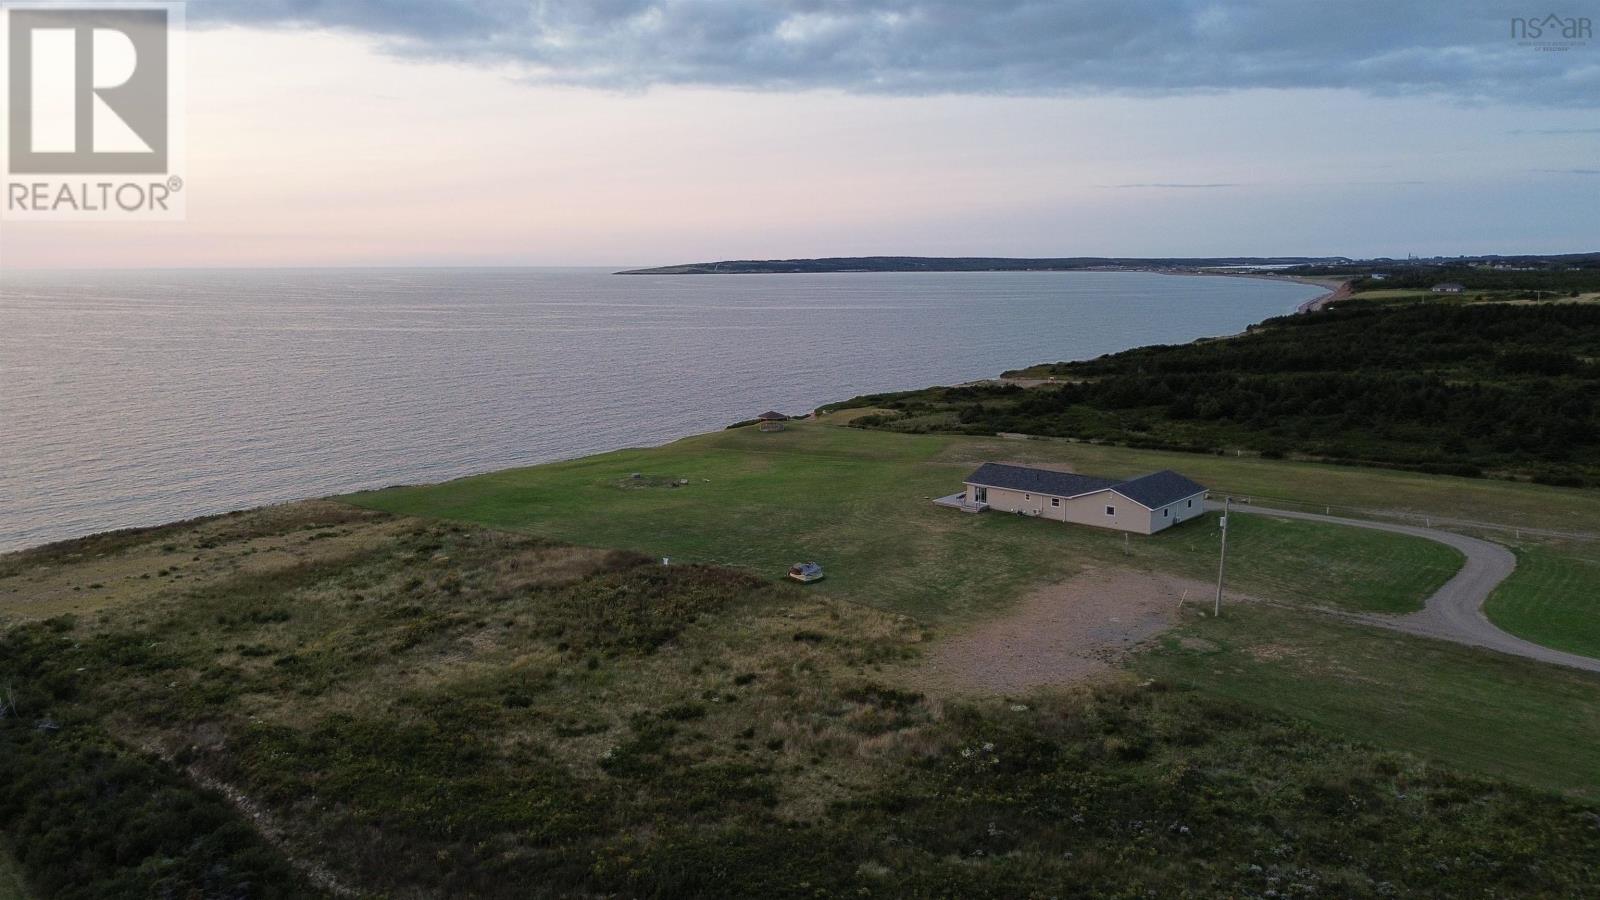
[[964, 463, 1206, 509], [963, 463, 1119, 498], [1112, 470, 1208, 508]]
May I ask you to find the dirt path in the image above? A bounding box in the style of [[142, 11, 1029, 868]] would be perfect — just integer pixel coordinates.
[[1217, 502, 1600, 674], [916, 501, 1598, 696], [916, 568, 1210, 694], [1296, 279, 1351, 313]]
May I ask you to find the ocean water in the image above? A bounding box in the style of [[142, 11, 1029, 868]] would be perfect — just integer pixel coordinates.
[[0, 268, 1321, 552]]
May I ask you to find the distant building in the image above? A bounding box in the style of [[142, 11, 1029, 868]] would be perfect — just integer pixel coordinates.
[[755, 410, 789, 432], [1369, 273, 1388, 281], [1431, 282, 1466, 293], [942, 463, 1208, 534]]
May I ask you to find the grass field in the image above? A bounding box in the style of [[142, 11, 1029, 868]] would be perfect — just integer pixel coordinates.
[[1342, 289, 1439, 301], [340, 422, 1600, 795], [7, 423, 1600, 893], [1486, 542, 1600, 659], [348, 422, 1464, 623], [1138, 604, 1600, 798], [3, 501, 1598, 895], [921, 430, 1600, 535], [1122, 508, 1461, 614], [369, 414, 1600, 539]]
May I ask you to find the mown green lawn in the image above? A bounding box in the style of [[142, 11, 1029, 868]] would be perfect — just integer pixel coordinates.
[[1138, 603, 1600, 799], [349, 423, 1460, 624], [923, 432, 1600, 536], [1132, 509, 1462, 614], [1487, 543, 1600, 659]]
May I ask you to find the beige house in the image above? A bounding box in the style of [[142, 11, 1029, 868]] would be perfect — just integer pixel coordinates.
[[945, 463, 1208, 535]]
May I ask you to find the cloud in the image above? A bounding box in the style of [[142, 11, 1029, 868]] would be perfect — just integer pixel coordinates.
[[1110, 182, 1239, 188], [194, 1, 1600, 106], [1534, 168, 1600, 174], [1509, 127, 1600, 135]]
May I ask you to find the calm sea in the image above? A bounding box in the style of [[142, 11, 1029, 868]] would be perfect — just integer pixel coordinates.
[[0, 268, 1320, 552]]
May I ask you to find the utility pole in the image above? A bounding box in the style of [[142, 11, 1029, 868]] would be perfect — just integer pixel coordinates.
[[1215, 496, 1231, 617]]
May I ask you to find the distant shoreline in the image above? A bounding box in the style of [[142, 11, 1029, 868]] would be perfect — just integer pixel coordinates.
[[615, 255, 1349, 276], [614, 256, 1349, 311]]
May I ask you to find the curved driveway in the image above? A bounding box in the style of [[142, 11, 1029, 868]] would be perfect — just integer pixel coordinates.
[[1211, 501, 1600, 675]]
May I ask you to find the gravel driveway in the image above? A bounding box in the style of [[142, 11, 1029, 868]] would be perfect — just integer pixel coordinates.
[[1215, 502, 1600, 674]]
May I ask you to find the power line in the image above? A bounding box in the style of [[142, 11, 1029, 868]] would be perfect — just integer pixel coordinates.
[[1215, 495, 1231, 617]]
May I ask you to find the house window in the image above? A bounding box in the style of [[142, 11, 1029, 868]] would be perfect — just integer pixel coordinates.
[[1186, 499, 1193, 508], [1051, 497, 1060, 507], [1163, 508, 1170, 517], [1024, 493, 1031, 500], [1105, 505, 1116, 516]]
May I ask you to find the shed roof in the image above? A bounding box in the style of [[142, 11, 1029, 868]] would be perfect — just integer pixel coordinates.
[[964, 463, 1207, 509], [756, 410, 789, 420]]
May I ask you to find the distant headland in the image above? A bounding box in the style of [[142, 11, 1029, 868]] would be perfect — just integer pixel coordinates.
[[615, 256, 1349, 275]]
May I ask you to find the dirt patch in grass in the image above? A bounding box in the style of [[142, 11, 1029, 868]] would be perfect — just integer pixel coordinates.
[[613, 474, 695, 490], [914, 568, 1210, 695], [489, 544, 622, 590], [1249, 642, 1307, 663]]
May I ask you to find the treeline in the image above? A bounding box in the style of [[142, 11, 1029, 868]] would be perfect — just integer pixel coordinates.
[[828, 303, 1600, 485], [1285, 253, 1600, 291], [1351, 268, 1600, 294]]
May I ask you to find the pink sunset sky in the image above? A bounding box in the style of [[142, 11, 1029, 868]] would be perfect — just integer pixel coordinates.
[[3, 3, 1597, 268]]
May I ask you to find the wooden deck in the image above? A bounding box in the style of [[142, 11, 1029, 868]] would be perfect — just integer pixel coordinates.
[[932, 492, 988, 513]]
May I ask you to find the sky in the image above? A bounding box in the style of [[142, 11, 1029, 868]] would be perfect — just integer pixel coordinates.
[[2, 0, 1598, 268]]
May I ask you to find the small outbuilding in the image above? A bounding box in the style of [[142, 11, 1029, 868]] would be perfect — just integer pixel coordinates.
[[756, 410, 790, 432], [788, 562, 824, 583], [1430, 282, 1466, 294]]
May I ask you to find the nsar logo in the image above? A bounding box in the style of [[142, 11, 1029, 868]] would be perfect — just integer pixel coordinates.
[[1510, 13, 1593, 50]]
